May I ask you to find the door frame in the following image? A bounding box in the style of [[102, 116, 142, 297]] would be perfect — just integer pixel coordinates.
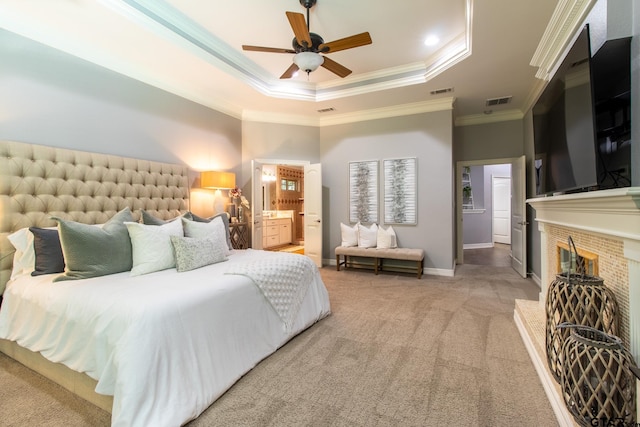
[[455, 157, 521, 265], [254, 158, 311, 250]]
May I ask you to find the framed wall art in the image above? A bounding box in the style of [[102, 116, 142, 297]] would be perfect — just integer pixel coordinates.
[[383, 157, 417, 224], [348, 160, 378, 223]]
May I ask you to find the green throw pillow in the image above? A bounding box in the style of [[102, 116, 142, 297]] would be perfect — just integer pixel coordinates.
[[53, 207, 134, 281]]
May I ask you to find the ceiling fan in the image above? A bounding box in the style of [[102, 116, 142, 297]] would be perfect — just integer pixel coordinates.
[[242, 0, 372, 79]]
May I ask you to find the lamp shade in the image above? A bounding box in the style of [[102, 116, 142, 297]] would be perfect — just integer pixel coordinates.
[[293, 52, 324, 73], [201, 171, 236, 189]]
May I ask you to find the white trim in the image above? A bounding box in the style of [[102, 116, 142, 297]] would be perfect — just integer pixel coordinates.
[[463, 243, 494, 249], [243, 98, 455, 127], [530, 0, 598, 81], [424, 267, 455, 277], [513, 309, 577, 427]]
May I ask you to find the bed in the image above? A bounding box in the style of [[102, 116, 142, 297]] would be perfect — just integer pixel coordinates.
[[0, 140, 331, 426]]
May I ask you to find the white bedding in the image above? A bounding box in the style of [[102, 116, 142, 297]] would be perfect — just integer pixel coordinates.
[[0, 249, 331, 427]]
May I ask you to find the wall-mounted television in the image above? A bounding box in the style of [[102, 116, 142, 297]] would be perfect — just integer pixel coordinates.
[[533, 25, 632, 196], [533, 25, 598, 196]]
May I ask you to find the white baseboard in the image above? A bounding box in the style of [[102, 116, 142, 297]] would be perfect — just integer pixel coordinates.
[[463, 242, 494, 249], [424, 267, 455, 277]]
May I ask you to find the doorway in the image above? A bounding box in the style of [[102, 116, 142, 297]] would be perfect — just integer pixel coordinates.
[[261, 163, 304, 253], [456, 159, 518, 269]]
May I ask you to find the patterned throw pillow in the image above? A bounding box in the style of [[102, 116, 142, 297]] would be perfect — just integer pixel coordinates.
[[170, 235, 228, 272]]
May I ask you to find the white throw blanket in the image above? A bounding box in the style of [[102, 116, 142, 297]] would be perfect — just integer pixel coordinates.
[[226, 252, 316, 332]]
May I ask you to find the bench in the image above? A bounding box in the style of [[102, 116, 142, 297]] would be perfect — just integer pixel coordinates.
[[335, 246, 425, 279]]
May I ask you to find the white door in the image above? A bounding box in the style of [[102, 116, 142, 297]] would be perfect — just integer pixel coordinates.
[[511, 155, 527, 277], [304, 163, 322, 267], [492, 176, 511, 244], [251, 160, 264, 250]]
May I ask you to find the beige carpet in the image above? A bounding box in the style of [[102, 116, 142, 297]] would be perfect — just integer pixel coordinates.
[[0, 265, 558, 427]]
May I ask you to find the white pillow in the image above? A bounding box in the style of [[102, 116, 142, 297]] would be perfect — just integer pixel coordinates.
[[377, 225, 398, 249], [340, 222, 360, 247], [125, 219, 184, 276], [357, 223, 378, 248], [181, 216, 230, 255], [7, 226, 58, 280], [7, 228, 35, 279]]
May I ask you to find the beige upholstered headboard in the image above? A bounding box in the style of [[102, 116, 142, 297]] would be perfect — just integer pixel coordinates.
[[0, 140, 191, 294]]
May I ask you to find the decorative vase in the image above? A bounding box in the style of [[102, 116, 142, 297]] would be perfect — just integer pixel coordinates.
[[233, 198, 242, 220]]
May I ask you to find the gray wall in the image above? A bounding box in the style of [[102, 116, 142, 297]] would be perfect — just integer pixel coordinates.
[[0, 29, 242, 179], [320, 111, 455, 271], [454, 120, 524, 162]]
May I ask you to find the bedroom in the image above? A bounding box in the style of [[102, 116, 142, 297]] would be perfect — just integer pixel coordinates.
[[1, 0, 639, 425]]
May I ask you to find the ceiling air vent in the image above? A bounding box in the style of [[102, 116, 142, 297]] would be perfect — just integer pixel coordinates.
[[317, 107, 335, 113], [430, 87, 453, 95], [485, 96, 512, 106]]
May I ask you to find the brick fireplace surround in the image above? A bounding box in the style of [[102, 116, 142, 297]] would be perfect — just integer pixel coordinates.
[[516, 187, 640, 426]]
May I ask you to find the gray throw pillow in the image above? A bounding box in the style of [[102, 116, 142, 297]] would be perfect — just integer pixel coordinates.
[[141, 210, 193, 225], [29, 227, 65, 276], [53, 207, 135, 281], [170, 235, 227, 272]]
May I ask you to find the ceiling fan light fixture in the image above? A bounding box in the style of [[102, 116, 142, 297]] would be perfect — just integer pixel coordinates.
[[293, 51, 324, 73]]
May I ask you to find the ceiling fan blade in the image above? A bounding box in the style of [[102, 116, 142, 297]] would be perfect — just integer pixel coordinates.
[[286, 11, 312, 48], [321, 56, 352, 78], [242, 45, 296, 54], [319, 32, 372, 53], [280, 63, 299, 79]]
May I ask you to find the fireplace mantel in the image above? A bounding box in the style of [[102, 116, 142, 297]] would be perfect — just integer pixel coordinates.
[[527, 187, 640, 243], [519, 187, 640, 426]]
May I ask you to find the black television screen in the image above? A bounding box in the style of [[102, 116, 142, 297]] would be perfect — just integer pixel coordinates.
[[533, 25, 598, 196], [591, 36, 632, 189]]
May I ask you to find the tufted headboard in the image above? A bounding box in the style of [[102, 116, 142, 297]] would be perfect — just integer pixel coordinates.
[[0, 140, 191, 294]]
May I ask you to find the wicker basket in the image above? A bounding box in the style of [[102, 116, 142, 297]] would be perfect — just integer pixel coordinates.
[[560, 324, 637, 427], [545, 273, 618, 382], [545, 237, 618, 382]]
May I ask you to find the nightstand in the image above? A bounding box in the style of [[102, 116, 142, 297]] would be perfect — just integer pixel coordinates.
[[229, 222, 249, 249]]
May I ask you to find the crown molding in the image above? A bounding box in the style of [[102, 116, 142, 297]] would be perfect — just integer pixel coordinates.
[[243, 97, 455, 127], [530, 0, 598, 81], [242, 110, 320, 127], [425, 0, 473, 81]]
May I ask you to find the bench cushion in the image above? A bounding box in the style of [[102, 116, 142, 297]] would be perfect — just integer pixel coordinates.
[[335, 246, 424, 262]]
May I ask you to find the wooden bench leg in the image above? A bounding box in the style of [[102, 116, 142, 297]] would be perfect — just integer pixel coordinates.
[[336, 254, 341, 271], [374, 258, 379, 275], [417, 259, 423, 279]]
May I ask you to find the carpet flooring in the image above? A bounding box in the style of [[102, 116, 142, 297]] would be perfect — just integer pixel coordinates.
[[0, 264, 558, 426]]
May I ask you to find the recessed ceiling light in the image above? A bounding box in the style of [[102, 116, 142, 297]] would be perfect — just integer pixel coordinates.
[[424, 35, 439, 46]]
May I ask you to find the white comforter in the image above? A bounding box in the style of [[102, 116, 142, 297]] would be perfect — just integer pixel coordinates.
[[0, 249, 331, 427]]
